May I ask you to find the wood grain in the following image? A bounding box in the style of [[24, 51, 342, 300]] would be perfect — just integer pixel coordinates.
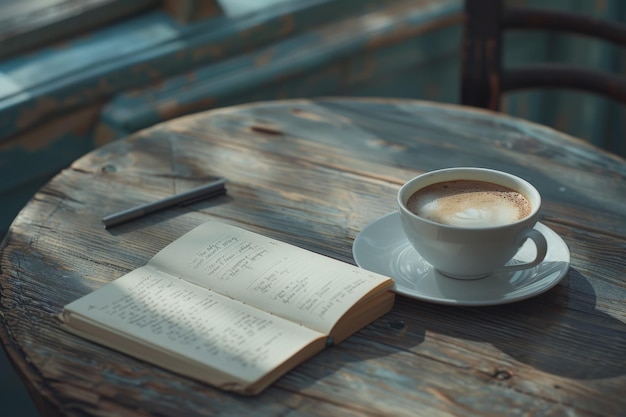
[[1, 98, 625, 417]]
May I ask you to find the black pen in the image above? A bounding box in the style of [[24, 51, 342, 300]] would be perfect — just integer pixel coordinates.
[[102, 178, 226, 228]]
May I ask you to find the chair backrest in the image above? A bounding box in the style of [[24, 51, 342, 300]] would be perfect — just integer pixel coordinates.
[[461, 0, 626, 110]]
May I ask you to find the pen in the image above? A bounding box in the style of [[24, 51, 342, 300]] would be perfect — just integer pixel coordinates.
[[102, 178, 226, 228]]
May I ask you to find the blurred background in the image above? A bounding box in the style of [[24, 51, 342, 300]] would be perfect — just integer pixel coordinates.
[[1, 0, 624, 415]]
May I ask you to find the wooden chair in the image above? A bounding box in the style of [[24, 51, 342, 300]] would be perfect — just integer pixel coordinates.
[[461, 0, 626, 111]]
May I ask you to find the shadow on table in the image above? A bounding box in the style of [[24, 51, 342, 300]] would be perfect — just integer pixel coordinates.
[[417, 267, 626, 380], [277, 268, 624, 394]]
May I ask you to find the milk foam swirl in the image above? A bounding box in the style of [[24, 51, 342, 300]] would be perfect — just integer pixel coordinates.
[[407, 180, 531, 227]]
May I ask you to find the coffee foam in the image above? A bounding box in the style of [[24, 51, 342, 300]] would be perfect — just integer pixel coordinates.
[[407, 180, 531, 227]]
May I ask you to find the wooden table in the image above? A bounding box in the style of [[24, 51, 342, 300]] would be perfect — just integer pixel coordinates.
[[1, 98, 625, 417]]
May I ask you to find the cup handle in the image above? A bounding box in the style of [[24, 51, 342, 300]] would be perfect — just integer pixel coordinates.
[[495, 229, 548, 273]]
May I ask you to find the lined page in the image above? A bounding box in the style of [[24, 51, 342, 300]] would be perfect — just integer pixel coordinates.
[[63, 266, 323, 383], [148, 221, 391, 334]]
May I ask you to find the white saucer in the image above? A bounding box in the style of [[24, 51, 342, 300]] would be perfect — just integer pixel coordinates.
[[352, 212, 570, 306]]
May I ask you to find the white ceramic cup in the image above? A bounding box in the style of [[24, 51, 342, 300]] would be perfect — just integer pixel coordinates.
[[397, 167, 548, 279]]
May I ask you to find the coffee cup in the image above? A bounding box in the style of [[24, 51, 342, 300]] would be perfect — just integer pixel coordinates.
[[397, 167, 547, 279]]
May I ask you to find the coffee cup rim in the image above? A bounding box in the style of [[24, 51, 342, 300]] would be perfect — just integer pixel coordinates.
[[398, 167, 542, 230]]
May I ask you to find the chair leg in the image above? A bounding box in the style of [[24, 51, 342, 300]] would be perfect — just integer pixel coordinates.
[[461, 0, 503, 110]]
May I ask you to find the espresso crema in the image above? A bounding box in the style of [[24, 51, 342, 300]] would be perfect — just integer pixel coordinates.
[[406, 180, 532, 227]]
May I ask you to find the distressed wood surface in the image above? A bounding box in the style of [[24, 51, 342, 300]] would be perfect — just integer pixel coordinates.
[[0, 104, 106, 237], [0, 0, 398, 143], [0, 0, 158, 59], [1, 98, 625, 417], [162, 0, 222, 23], [98, 0, 462, 138]]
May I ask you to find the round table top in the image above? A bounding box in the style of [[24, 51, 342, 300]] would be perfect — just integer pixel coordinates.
[[1, 98, 625, 417]]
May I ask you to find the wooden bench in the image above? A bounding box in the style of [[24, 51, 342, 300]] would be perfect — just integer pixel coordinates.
[[97, 0, 465, 142]]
